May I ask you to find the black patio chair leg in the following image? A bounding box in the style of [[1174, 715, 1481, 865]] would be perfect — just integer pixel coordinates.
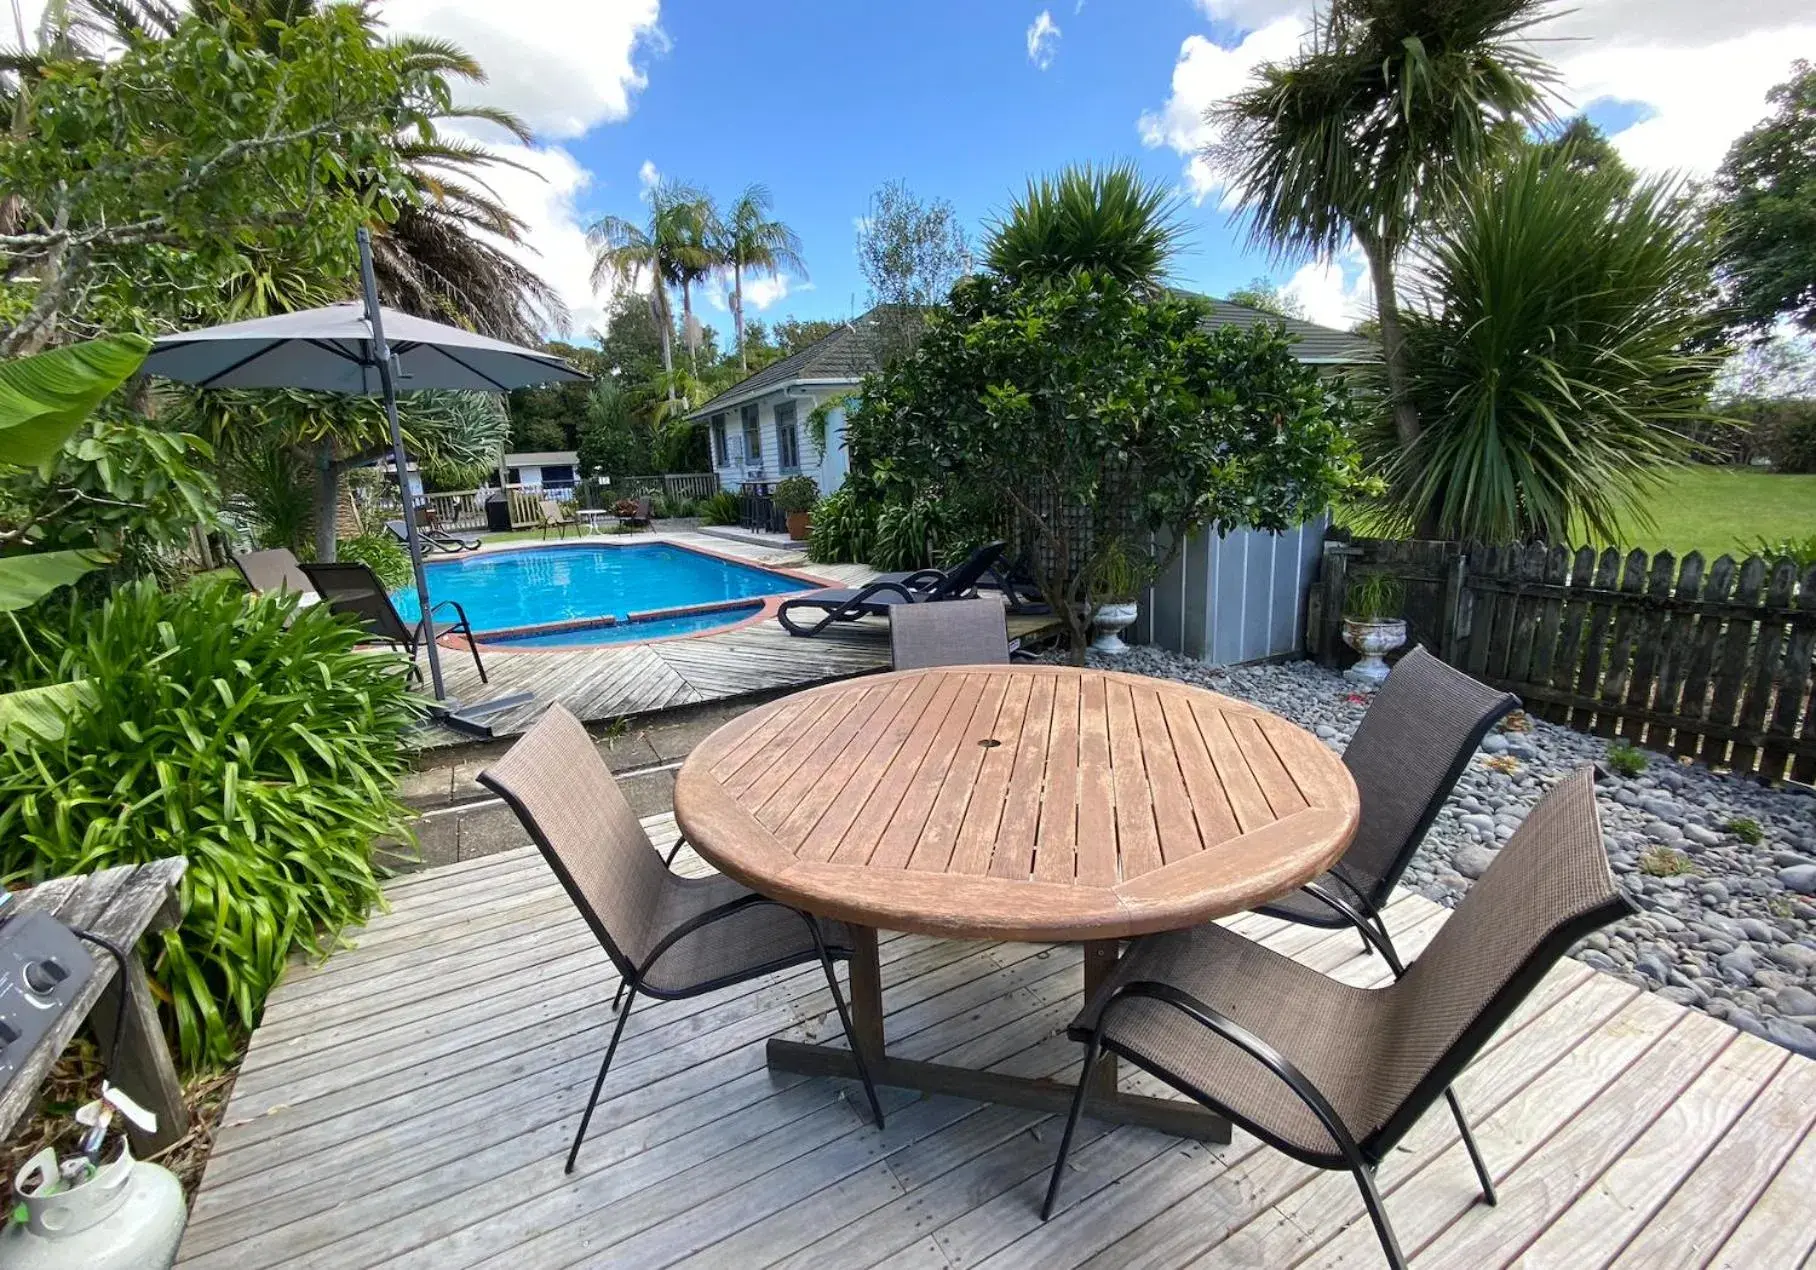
[[465, 629, 488, 684], [1445, 1087, 1498, 1205], [568, 983, 638, 1174], [1351, 1161, 1409, 1270], [663, 834, 687, 869], [611, 980, 626, 1012], [1041, 1031, 1102, 1220], [814, 941, 885, 1128]]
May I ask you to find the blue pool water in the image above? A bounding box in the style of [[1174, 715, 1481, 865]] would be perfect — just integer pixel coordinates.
[[489, 604, 764, 648], [391, 543, 809, 644]]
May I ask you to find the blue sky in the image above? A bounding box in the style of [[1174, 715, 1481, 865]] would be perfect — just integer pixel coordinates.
[[565, 2, 1286, 330]]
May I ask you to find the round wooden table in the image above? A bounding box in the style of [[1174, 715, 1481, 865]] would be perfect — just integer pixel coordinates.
[[675, 664, 1360, 1138]]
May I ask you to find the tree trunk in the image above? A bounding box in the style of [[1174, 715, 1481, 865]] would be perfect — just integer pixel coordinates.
[[1357, 230, 1421, 450], [681, 279, 697, 374], [734, 262, 746, 373], [312, 440, 340, 563], [652, 289, 675, 402]]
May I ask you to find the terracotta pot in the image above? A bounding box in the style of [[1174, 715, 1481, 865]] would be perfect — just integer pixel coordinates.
[[785, 511, 812, 542], [1090, 601, 1140, 655], [1341, 617, 1407, 685]]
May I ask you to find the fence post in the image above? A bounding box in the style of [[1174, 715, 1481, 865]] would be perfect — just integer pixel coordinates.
[[1314, 540, 1352, 667], [1439, 550, 1467, 663]]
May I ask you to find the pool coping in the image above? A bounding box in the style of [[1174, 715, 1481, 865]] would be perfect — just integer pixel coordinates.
[[419, 536, 834, 654]]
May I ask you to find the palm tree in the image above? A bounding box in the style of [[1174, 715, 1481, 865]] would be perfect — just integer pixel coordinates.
[[588, 179, 716, 400], [670, 188, 718, 374], [716, 184, 807, 371], [1210, 0, 1558, 452]]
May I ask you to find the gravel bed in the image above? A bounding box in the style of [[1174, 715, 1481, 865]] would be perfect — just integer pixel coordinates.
[[1084, 645, 1816, 1059]]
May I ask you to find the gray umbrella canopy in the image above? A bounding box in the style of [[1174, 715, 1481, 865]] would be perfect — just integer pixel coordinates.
[[143, 230, 589, 718], [142, 299, 587, 393]]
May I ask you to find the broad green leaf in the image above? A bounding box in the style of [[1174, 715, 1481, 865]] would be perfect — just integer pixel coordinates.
[[0, 335, 152, 466], [0, 681, 96, 747], [0, 550, 104, 613]]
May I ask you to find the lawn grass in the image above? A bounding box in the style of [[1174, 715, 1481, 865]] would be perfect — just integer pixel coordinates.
[[1584, 465, 1816, 561]]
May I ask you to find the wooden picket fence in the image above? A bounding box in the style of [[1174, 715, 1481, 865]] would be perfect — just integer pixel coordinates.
[[1313, 536, 1816, 785]]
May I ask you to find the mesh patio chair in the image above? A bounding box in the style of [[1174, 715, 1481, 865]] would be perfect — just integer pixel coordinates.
[[232, 548, 318, 599], [539, 497, 576, 540], [479, 705, 885, 1173], [889, 598, 1013, 670], [299, 560, 487, 687], [1258, 646, 1518, 962], [777, 541, 1007, 637], [1043, 766, 1630, 1270]]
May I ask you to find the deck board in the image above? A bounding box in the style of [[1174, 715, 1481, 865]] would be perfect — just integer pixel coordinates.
[[181, 824, 1816, 1269]]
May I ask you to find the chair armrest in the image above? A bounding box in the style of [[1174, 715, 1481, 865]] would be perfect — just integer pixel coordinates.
[[1098, 979, 1370, 1167], [427, 599, 476, 633], [1299, 883, 1405, 977], [632, 892, 842, 982], [850, 580, 917, 604]]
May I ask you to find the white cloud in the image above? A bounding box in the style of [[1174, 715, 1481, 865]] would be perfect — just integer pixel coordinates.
[[465, 143, 606, 335], [1281, 241, 1373, 330], [376, 1, 664, 141], [638, 159, 662, 194], [1136, 18, 1306, 203], [702, 274, 812, 316], [1026, 10, 1061, 71]]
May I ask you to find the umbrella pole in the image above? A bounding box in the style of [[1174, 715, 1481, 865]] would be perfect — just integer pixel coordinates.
[[358, 228, 448, 700]]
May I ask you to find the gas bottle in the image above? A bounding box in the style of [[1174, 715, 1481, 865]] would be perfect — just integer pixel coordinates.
[[0, 1138, 186, 1269]]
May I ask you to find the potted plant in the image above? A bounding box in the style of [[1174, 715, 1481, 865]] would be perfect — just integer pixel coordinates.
[[773, 474, 819, 542], [1088, 539, 1151, 655], [1341, 571, 1407, 685]]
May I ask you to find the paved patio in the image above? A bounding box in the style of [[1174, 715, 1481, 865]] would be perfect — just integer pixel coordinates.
[[178, 816, 1816, 1269]]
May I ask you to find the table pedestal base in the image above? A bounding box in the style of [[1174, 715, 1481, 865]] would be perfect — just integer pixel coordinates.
[[766, 1039, 1232, 1143]]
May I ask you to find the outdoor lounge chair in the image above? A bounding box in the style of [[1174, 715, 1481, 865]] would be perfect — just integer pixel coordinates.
[[478, 705, 884, 1173], [778, 540, 1007, 638], [300, 560, 487, 686], [232, 547, 319, 601], [614, 496, 653, 530], [1257, 646, 1518, 963], [872, 540, 1009, 597], [1043, 766, 1631, 1270], [538, 497, 577, 540], [889, 598, 1013, 670], [385, 517, 478, 555]]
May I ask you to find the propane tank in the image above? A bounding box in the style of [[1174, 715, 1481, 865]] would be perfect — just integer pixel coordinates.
[[0, 1109, 186, 1269]]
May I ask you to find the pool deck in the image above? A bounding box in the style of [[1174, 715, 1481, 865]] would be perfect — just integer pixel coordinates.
[[179, 817, 1816, 1269], [421, 531, 1058, 745]]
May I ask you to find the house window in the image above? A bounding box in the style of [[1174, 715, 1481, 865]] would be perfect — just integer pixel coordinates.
[[776, 401, 800, 471], [710, 413, 727, 466], [741, 403, 761, 465]]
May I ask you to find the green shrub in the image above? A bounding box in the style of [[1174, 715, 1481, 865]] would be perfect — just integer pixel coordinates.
[[1344, 571, 1405, 621], [1760, 399, 1816, 474], [700, 490, 741, 526], [0, 579, 422, 1069], [337, 531, 413, 590], [772, 474, 820, 515], [807, 486, 876, 563], [1605, 739, 1648, 777], [1738, 533, 1816, 570], [1725, 816, 1765, 845], [871, 498, 947, 571]]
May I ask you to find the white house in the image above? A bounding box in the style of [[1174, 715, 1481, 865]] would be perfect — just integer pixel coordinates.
[[686, 299, 1376, 497], [685, 310, 892, 496], [497, 450, 578, 489]]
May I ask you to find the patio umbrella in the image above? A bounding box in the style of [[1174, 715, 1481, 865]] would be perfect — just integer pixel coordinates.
[[144, 227, 588, 710]]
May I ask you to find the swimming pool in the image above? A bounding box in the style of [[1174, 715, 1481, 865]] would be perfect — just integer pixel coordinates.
[[391, 543, 813, 647]]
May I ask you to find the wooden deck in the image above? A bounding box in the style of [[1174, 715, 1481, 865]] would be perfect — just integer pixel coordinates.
[[181, 819, 1816, 1269], [429, 534, 1056, 741]]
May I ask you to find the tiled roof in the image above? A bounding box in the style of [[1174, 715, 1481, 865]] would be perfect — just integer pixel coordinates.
[[687, 293, 1375, 420]]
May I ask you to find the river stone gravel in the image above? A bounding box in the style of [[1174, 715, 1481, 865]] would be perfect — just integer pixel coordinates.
[[1076, 646, 1816, 1059]]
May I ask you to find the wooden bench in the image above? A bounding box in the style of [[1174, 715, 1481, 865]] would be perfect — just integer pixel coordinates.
[[0, 859, 190, 1154]]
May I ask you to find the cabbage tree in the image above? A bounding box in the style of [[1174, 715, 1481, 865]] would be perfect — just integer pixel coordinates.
[[1364, 147, 1725, 542]]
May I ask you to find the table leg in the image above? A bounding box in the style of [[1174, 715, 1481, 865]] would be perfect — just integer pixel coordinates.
[[1082, 940, 1120, 1100], [90, 951, 189, 1155], [846, 925, 885, 1064], [769, 933, 1230, 1143]]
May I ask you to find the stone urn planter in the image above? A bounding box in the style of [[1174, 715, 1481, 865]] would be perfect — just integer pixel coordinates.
[[1090, 601, 1140, 655], [1341, 617, 1407, 685]]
